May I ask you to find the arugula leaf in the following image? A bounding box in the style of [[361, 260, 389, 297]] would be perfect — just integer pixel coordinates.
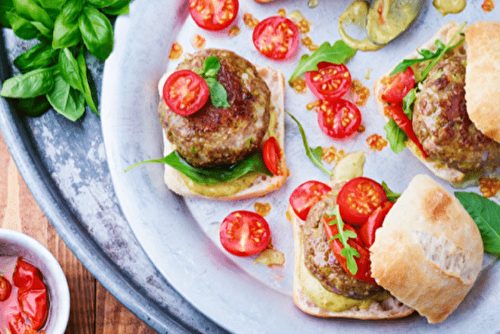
[[402, 87, 417, 119], [288, 40, 356, 84], [327, 205, 360, 275], [125, 151, 272, 185], [384, 119, 407, 154], [455, 192, 500, 255], [381, 181, 401, 202], [286, 110, 332, 177]]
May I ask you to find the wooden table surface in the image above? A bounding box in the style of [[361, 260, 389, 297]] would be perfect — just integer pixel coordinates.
[[0, 129, 157, 334]]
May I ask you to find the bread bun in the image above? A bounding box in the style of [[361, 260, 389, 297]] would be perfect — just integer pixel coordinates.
[[158, 63, 288, 200], [289, 181, 414, 319], [370, 174, 483, 324]]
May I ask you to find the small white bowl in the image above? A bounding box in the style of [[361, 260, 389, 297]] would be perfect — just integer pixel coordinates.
[[0, 228, 70, 333]]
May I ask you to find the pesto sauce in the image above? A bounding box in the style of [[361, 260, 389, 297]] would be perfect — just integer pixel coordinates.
[[180, 172, 259, 197], [433, 0, 466, 15]]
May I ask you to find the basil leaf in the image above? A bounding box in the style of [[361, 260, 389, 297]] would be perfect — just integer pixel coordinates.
[[381, 181, 401, 202], [288, 40, 356, 84], [5, 10, 39, 40], [46, 69, 85, 121], [455, 192, 500, 255], [384, 119, 407, 154], [13, 95, 50, 117], [1, 68, 54, 98], [78, 6, 113, 61], [402, 87, 416, 119], [77, 48, 99, 115], [53, 0, 84, 49], [86, 0, 120, 8], [125, 151, 272, 186], [286, 110, 332, 177], [0, 1, 14, 28], [37, 0, 67, 9], [59, 48, 85, 92], [205, 77, 230, 108], [13, 42, 58, 73], [101, 0, 130, 15], [203, 56, 221, 76], [13, 0, 54, 29]]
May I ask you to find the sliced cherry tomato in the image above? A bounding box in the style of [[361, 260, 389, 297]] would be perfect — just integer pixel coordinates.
[[220, 210, 271, 257], [337, 177, 387, 225], [13, 260, 48, 330], [385, 104, 429, 159], [323, 217, 377, 285], [305, 62, 351, 101], [359, 201, 393, 248], [188, 0, 239, 31], [263, 136, 283, 176], [381, 67, 415, 104], [0, 276, 12, 301], [252, 16, 299, 60], [317, 99, 362, 139], [289, 181, 332, 221], [163, 69, 210, 116]]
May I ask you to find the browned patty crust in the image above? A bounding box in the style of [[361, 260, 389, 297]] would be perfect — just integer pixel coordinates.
[[159, 49, 271, 168]]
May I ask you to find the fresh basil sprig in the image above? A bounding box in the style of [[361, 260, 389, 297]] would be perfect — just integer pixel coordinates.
[[326, 205, 359, 275], [286, 110, 332, 177], [0, 0, 133, 121], [288, 40, 356, 84], [125, 151, 272, 185], [455, 192, 500, 255], [194, 56, 230, 108]]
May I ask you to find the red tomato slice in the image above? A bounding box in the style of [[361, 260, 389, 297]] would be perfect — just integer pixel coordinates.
[[323, 217, 377, 285], [317, 99, 362, 139], [0, 276, 12, 301], [359, 201, 393, 248], [252, 16, 299, 60], [220, 211, 271, 257], [263, 136, 283, 176], [337, 177, 387, 225], [305, 62, 351, 101], [381, 67, 415, 104], [289, 181, 332, 221], [163, 70, 210, 116], [188, 0, 239, 31]]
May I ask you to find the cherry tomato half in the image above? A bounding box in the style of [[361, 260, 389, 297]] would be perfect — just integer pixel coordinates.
[[305, 62, 351, 101], [252, 16, 299, 60], [220, 210, 271, 257], [317, 99, 362, 139], [381, 67, 415, 104], [359, 201, 393, 248], [289, 181, 332, 221], [323, 217, 377, 285], [337, 177, 387, 225], [0, 276, 12, 301], [188, 0, 239, 31], [163, 69, 210, 116], [263, 136, 283, 176]]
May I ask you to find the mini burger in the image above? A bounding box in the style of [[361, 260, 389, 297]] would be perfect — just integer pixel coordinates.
[[373, 21, 500, 183], [153, 48, 287, 200], [288, 174, 483, 323]]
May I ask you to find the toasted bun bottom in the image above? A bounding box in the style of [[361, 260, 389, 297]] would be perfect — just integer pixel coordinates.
[[289, 181, 414, 319], [373, 21, 466, 183], [370, 174, 483, 324], [158, 64, 287, 200]]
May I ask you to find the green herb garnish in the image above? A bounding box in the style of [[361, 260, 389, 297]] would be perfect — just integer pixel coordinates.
[[383, 119, 407, 154], [288, 40, 356, 84], [455, 192, 500, 255], [381, 181, 401, 203], [326, 205, 359, 275], [125, 151, 272, 185], [286, 110, 332, 177], [194, 56, 230, 108]]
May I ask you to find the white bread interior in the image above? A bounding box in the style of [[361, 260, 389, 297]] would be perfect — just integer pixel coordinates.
[[158, 64, 288, 200], [289, 181, 414, 319], [370, 174, 483, 324], [373, 21, 466, 183], [464, 21, 500, 143]]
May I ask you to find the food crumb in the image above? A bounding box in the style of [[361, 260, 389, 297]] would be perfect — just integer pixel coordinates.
[[290, 77, 307, 94], [366, 134, 388, 151], [479, 176, 500, 198], [365, 68, 373, 80], [228, 25, 240, 37], [482, 0, 495, 11], [357, 124, 366, 133], [306, 100, 321, 111], [191, 34, 205, 49], [301, 36, 319, 52], [169, 42, 183, 60], [254, 202, 272, 217], [244, 13, 259, 29]]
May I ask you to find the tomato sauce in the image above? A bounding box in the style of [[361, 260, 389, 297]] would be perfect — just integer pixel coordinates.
[[191, 34, 206, 49], [243, 13, 259, 29], [168, 42, 183, 60], [0, 257, 49, 334], [290, 78, 307, 94], [366, 134, 388, 151], [482, 0, 495, 11], [479, 176, 500, 198], [321, 146, 346, 164], [254, 202, 271, 217], [228, 25, 240, 37], [350, 79, 370, 106]]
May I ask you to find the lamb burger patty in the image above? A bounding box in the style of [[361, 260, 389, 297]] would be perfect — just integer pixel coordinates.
[[159, 49, 271, 168]]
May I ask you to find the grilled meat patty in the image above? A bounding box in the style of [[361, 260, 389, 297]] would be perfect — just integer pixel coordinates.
[[159, 49, 271, 168]]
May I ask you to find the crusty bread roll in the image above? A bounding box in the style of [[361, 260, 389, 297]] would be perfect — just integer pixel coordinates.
[[373, 21, 500, 183], [370, 174, 483, 324], [158, 64, 288, 200], [289, 181, 414, 319]]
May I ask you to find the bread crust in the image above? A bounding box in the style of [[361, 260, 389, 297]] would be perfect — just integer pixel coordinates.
[[464, 21, 500, 143], [373, 21, 465, 183], [289, 182, 414, 319], [370, 174, 483, 324], [159, 64, 288, 200]]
